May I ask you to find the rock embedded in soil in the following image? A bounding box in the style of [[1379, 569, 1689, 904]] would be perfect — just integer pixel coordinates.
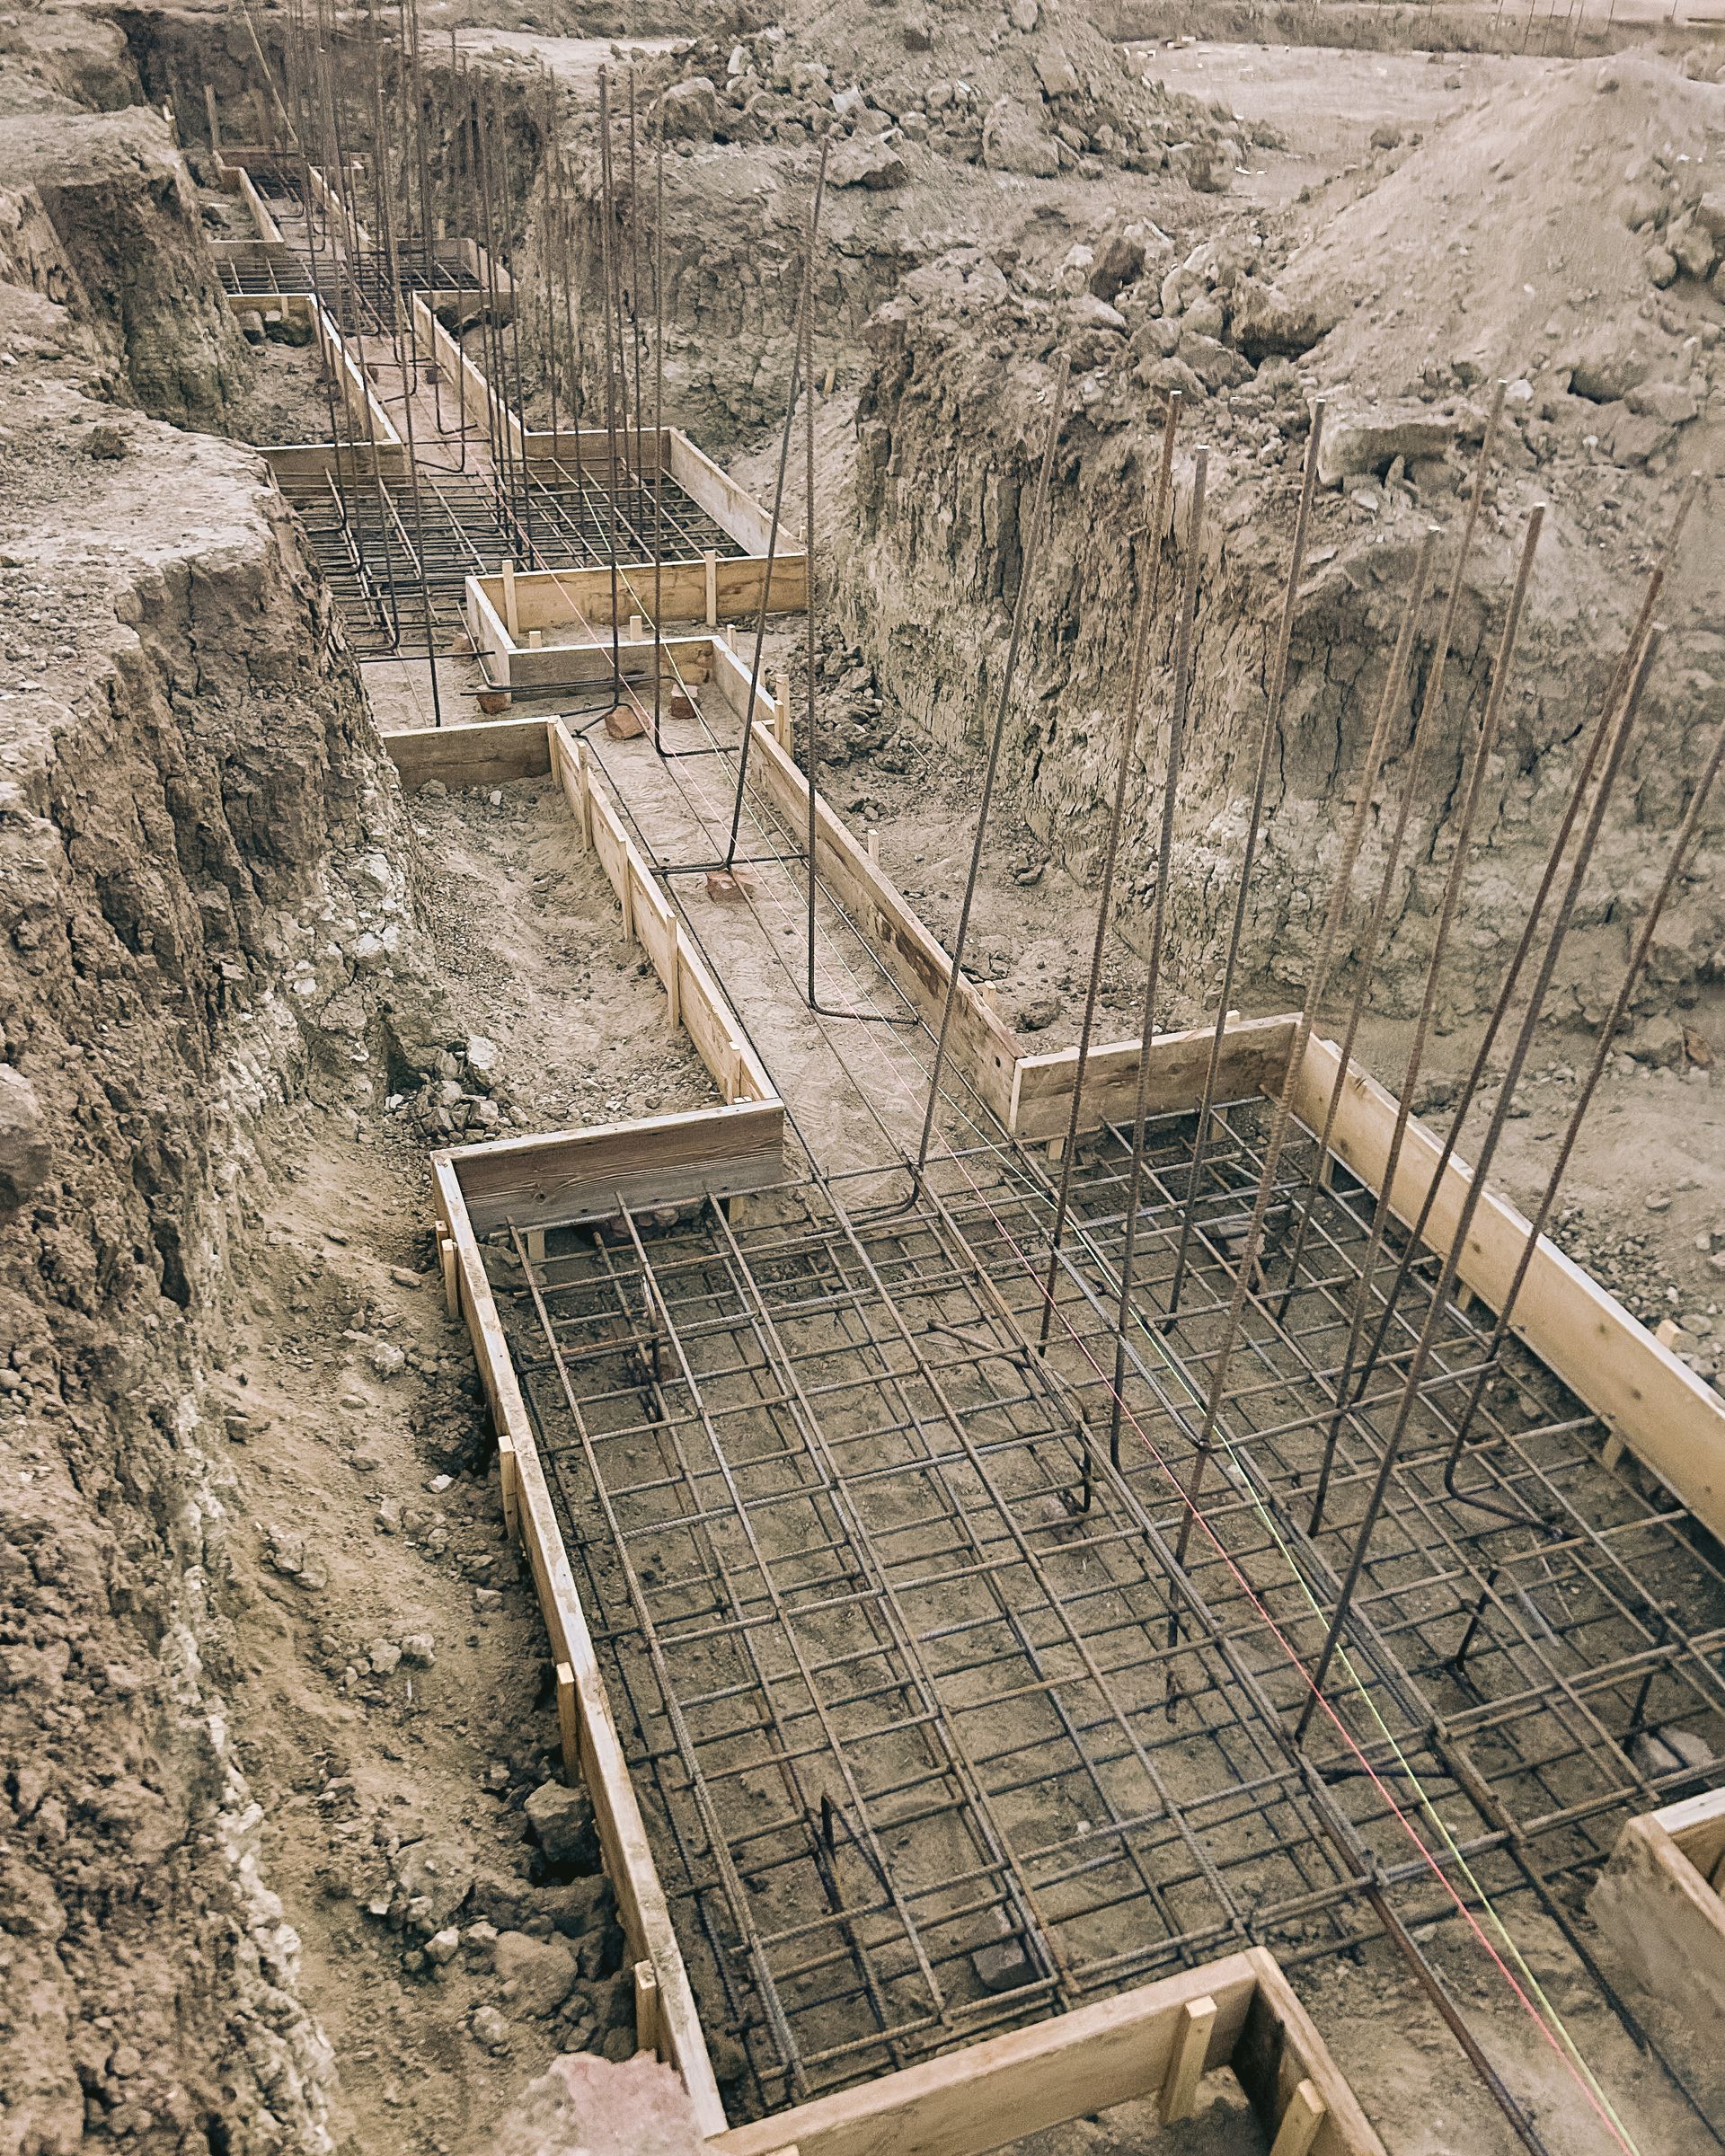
[[525, 1778, 601, 1873], [485, 2054, 705, 2156], [494, 1929, 579, 2019]]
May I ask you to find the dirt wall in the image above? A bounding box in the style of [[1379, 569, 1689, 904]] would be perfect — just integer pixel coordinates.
[[841, 308, 1722, 1028], [0, 342, 450, 2153], [0, 102, 246, 425]]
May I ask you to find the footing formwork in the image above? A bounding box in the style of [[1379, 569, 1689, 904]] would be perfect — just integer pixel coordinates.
[[415, 702, 1725, 2136]]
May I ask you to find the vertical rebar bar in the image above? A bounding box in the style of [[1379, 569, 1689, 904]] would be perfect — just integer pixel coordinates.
[[916, 356, 1071, 1172], [1163, 401, 1326, 1319], [1035, 395, 1181, 1348], [1169, 527, 1439, 1584]]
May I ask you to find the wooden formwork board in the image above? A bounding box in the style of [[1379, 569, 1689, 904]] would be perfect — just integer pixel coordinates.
[[1589, 1787, 1725, 2051], [1293, 1031, 1725, 1542], [410, 293, 514, 446], [711, 1946, 1382, 2156], [444, 1105, 785, 1234], [214, 161, 284, 243], [466, 555, 809, 663], [431, 1155, 727, 2133], [744, 716, 1022, 1123], [512, 428, 800, 558], [1009, 1013, 1303, 1143]]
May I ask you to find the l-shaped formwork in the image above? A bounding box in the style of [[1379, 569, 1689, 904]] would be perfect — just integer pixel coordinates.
[[711, 1947, 1384, 2156], [405, 668, 1725, 2139]]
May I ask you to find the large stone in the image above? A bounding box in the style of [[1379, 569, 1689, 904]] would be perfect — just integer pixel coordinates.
[[1567, 323, 1656, 403], [1227, 278, 1327, 361], [1067, 292, 1127, 334], [982, 97, 1059, 178], [659, 77, 717, 143], [828, 134, 906, 190], [484, 2055, 705, 2156], [1087, 228, 1146, 302], [1668, 213, 1718, 282], [1698, 190, 1725, 241], [394, 1837, 476, 1931], [493, 1930, 577, 2019], [1032, 45, 1080, 97], [0, 1065, 50, 1220], [524, 1778, 601, 1872], [1317, 411, 1456, 485], [1627, 379, 1700, 426]]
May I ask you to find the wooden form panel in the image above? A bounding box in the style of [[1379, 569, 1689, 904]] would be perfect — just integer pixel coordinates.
[[1010, 1013, 1302, 1144], [1662, 1786, 1725, 1884], [712, 1947, 1381, 2156], [1589, 1789, 1725, 2049], [217, 163, 284, 243], [431, 1158, 727, 2133], [701, 632, 788, 738], [521, 424, 671, 477], [1294, 1032, 1725, 1541], [744, 718, 1022, 1122], [448, 1104, 783, 1235], [551, 718, 775, 1110], [411, 293, 500, 440], [468, 555, 809, 648], [668, 428, 798, 556], [383, 715, 552, 792]]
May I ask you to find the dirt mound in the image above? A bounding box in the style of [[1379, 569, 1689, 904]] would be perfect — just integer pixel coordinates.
[[652, 0, 1252, 186], [1282, 54, 1725, 399]]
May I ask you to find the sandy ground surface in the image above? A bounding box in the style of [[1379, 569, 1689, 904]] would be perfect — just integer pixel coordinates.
[[1129, 40, 1541, 202], [407, 773, 716, 1133], [205, 773, 718, 2152], [12, 5, 1725, 2152]]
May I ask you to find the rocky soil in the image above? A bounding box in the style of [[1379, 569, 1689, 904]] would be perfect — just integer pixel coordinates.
[[3, 4, 1724, 2156], [0, 13, 713, 2155]]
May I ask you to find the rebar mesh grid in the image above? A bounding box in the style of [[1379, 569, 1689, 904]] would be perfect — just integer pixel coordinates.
[[493, 1100, 1725, 2115], [275, 464, 746, 657], [217, 241, 482, 330]]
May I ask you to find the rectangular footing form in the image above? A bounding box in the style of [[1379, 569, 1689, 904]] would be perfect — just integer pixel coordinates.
[[712, 1946, 1382, 2156], [409, 687, 1725, 2131], [429, 1012, 1725, 2134]]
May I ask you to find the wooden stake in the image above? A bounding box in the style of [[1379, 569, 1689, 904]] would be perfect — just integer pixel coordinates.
[[1269, 2079, 1327, 2156], [1158, 1994, 1216, 2124], [498, 1434, 519, 1539], [438, 1233, 458, 1317], [575, 739, 596, 850], [867, 827, 879, 863], [500, 561, 519, 639], [204, 83, 222, 157], [704, 548, 718, 628], [633, 1958, 660, 2056], [555, 1660, 582, 1780]]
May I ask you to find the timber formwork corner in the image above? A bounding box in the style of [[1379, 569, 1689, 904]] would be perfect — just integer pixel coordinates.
[[463, 427, 807, 685], [1591, 1785, 1725, 2055]]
